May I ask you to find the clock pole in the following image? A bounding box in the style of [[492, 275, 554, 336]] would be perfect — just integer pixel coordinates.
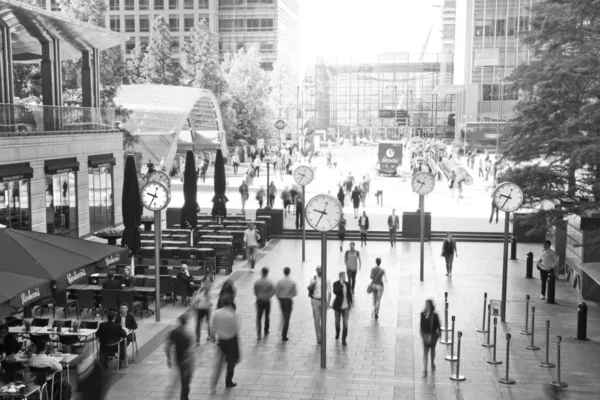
[[302, 185, 306, 262], [501, 211, 510, 322], [419, 194, 425, 282], [154, 209, 161, 322], [321, 231, 327, 368]]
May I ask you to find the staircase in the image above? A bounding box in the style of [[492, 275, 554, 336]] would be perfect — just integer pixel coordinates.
[[276, 230, 505, 243]]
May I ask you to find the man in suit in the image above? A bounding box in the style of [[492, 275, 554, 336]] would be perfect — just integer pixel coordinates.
[[97, 311, 127, 368], [115, 303, 137, 354], [177, 264, 200, 294], [387, 208, 400, 248], [102, 270, 122, 290], [332, 271, 353, 346]]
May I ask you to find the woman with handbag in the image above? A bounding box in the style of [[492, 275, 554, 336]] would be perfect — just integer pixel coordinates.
[[331, 271, 353, 346], [420, 299, 441, 376], [369, 258, 386, 319]]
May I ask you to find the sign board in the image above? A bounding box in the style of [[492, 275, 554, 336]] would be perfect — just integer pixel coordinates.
[[257, 139, 265, 149], [274, 120, 286, 130], [377, 142, 403, 175]]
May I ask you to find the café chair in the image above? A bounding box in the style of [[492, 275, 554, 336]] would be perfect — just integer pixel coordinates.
[[173, 278, 193, 307], [118, 291, 143, 319], [52, 291, 80, 319], [100, 337, 126, 371], [101, 290, 119, 319], [34, 296, 55, 317], [27, 368, 54, 400], [159, 276, 175, 305], [77, 289, 97, 320]]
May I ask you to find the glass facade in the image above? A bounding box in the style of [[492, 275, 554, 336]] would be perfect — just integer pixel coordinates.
[[0, 179, 30, 231], [45, 172, 78, 237], [88, 166, 114, 234], [306, 53, 455, 141]]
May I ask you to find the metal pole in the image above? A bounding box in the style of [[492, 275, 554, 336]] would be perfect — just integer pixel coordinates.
[[550, 336, 567, 387], [154, 210, 161, 322], [441, 302, 452, 344], [302, 185, 306, 262], [441, 293, 451, 331], [487, 317, 502, 364], [520, 295, 531, 335], [445, 316, 457, 362], [501, 212, 510, 322], [320, 231, 327, 368], [449, 331, 465, 381], [525, 306, 540, 350], [498, 334, 515, 384], [477, 292, 488, 333], [265, 162, 271, 210], [540, 320, 555, 368], [419, 194, 425, 282], [482, 304, 493, 347]]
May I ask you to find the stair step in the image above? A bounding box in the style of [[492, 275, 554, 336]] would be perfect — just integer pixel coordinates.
[[276, 229, 504, 243]]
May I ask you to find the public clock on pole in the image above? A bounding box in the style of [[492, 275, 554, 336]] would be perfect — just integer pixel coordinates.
[[411, 172, 436, 195], [141, 181, 171, 211], [147, 170, 171, 188], [293, 165, 314, 186], [305, 194, 343, 232], [493, 182, 524, 213]]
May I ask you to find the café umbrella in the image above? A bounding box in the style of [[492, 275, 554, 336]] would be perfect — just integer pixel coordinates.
[[180, 150, 198, 231], [0, 227, 127, 318], [211, 149, 228, 219], [121, 155, 142, 256]]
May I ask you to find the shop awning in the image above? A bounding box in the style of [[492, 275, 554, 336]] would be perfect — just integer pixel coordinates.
[[88, 154, 116, 168], [45, 158, 80, 174], [0, 162, 34, 182]]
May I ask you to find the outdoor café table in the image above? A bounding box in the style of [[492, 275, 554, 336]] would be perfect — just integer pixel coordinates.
[[226, 225, 247, 229], [122, 287, 157, 316], [201, 235, 233, 242], [0, 382, 42, 398], [197, 241, 233, 272], [88, 273, 107, 284], [66, 284, 88, 291], [207, 225, 223, 229], [140, 240, 154, 246], [163, 229, 190, 234], [8, 326, 42, 335], [162, 240, 187, 246]]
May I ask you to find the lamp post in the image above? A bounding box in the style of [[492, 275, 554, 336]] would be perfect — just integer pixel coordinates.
[[264, 155, 272, 209]]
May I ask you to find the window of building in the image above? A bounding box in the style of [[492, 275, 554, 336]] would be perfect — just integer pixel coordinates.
[[154, 0, 164, 9], [199, 0, 209, 8], [50, 0, 60, 11], [125, 15, 136, 32], [259, 42, 274, 53], [247, 18, 260, 31], [88, 156, 115, 234], [0, 163, 33, 231], [125, 0, 134, 11], [519, 16, 529, 32], [45, 159, 79, 237], [126, 40, 136, 54], [169, 15, 180, 31], [184, 15, 195, 31], [496, 19, 506, 36], [34, 0, 45, 8], [109, 0, 120, 11], [139, 36, 150, 51], [110, 16, 121, 32], [184, 0, 194, 9], [260, 62, 274, 71], [219, 19, 233, 29], [219, 0, 243, 7], [139, 0, 150, 10], [171, 37, 180, 52], [169, 0, 178, 9], [261, 18, 274, 30], [199, 16, 210, 27], [140, 15, 150, 32], [236, 42, 244, 50]]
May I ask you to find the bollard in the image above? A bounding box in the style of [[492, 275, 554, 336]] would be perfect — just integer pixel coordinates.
[[510, 236, 517, 260], [525, 306, 540, 350], [449, 331, 466, 381], [550, 336, 568, 387], [546, 270, 556, 304], [539, 320, 555, 368], [520, 295, 531, 335], [441, 303, 452, 344], [498, 333, 516, 384], [441, 294, 451, 332], [445, 316, 458, 362], [477, 293, 488, 333], [482, 304, 493, 347], [526, 252, 533, 278], [575, 302, 589, 341], [487, 317, 502, 365]]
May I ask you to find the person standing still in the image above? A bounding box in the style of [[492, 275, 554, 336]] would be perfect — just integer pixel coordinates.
[[254, 267, 274, 340], [420, 299, 441, 377], [295, 192, 304, 230], [441, 233, 458, 277], [537, 240, 559, 300], [165, 315, 194, 400], [344, 242, 361, 294], [275, 267, 297, 342], [388, 209, 400, 247], [370, 258, 386, 319], [307, 266, 331, 344], [332, 271, 353, 346], [358, 211, 369, 245], [243, 222, 261, 272], [211, 296, 240, 393]]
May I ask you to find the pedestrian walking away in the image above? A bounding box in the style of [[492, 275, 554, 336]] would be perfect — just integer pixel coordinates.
[[369, 258, 386, 319], [351, 186, 361, 218], [307, 266, 331, 344], [345, 174, 355, 205], [344, 242, 361, 293], [332, 271, 353, 346], [448, 170, 456, 198], [165, 315, 194, 400], [243, 222, 261, 272], [359, 210, 370, 245], [191, 280, 213, 344], [253, 156, 261, 178], [239, 181, 249, 212], [337, 186, 345, 208], [256, 186, 266, 209], [275, 266, 297, 342], [295, 192, 304, 230], [281, 187, 292, 217], [217, 278, 237, 309], [268, 181, 277, 208], [254, 267, 275, 340], [441, 233, 458, 277], [420, 299, 441, 377], [231, 152, 240, 174], [388, 208, 400, 247], [211, 296, 240, 393], [537, 240, 559, 300], [338, 214, 347, 252]]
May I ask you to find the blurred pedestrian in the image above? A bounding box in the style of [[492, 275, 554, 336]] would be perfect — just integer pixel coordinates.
[[192, 280, 213, 344], [337, 186, 345, 207], [256, 186, 265, 209], [338, 214, 347, 252], [281, 187, 292, 217], [166, 315, 194, 400], [217, 278, 237, 309], [231, 152, 240, 174], [420, 299, 441, 377], [358, 210, 369, 245], [295, 192, 304, 230], [239, 181, 249, 212], [441, 233, 458, 277], [332, 271, 352, 346], [448, 171, 456, 198], [369, 258, 386, 319], [307, 266, 331, 344], [254, 267, 274, 340], [253, 156, 261, 178], [351, 187, 361, 218], [211, 296, 240, 393], [268, 181, 277, 208], [275, 266, 297, 342], [387, 209, 399, 247], [345, 173, 354, 204], [344, 242, 361, 293]]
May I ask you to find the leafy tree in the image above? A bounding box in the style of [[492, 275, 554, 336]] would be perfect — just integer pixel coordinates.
[[13, 65, 42, 102], [58, 0, 106, 27], [141, 16, 181, 85], [269, 61, 296, 142], [501, 0, 600, 229], [124, 45, 146, 84]]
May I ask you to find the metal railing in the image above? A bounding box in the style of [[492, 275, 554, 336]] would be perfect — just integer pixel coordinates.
[[0, 103, 117, 135]]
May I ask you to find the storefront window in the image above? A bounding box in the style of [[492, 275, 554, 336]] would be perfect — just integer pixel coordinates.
[[0, 179, 31, 230], [45, 158, 79, 237], [88, 166, 114, 233]]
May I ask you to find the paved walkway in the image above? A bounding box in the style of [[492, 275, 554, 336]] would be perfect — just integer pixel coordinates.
[[106, 239, 600, 400]]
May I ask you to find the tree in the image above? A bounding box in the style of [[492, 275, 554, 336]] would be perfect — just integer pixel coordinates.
[[124, 45, 146, 84], [501, 0, 600, 230], [269, 62, 296, 142], [222, 45, 273, 144], [141, 16, 181, 85]]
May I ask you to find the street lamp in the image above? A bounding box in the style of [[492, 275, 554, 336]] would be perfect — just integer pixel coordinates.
[[264, 155, 272, 209]]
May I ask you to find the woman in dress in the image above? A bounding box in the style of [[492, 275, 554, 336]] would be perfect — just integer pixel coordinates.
[[239, 181, 249, 212], [337, 186, 345, 207], [351, 186, 361, 219], [331, 271, 353, 346], [420, 299, 441, 376], [369, 258, 386, 319]]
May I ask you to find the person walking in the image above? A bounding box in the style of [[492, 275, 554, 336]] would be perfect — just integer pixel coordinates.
[[191, 280, 213, 344], [448, 170, 456, 198], [275, 266, 297, 342], [338, 215, 347, 252], [332, 271, 352, 347], [254, 267, 274, 340], [256, 186, 266, 209], [537, 240, 559, 300], [210, 296, 240, 393], [337, 186, 345, 208], [253, 156, 261, 178], [373, 177, 383, 207], [420, 299, 441, 377], [489, 194, 499, 223], [307, 266, 331, 344], [239, 181, 249, 213], [369, 258, 386, 319], [351, 187, 361, 219], [281, 187, 292, 217], [165, 315, 194, 400], [290, 184, 300, 214], [441, 233, 458, 277], [231, 152, 240, 174], [359, 176, 367, 207], [344, 242, 361, 293], [358, 210, 370, 245], [217, 278, 236, 309], [478, 158, 484, 178], [295, 192, 304, 230], [200, 158, 208, 183], [388, 208, 399, 247], [243, 222, 261, 272], [345, 173, 355, 205], [268, 181, 277, 208]]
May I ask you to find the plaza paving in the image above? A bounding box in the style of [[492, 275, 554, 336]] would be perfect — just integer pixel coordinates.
[[105, 239, 600, 400]]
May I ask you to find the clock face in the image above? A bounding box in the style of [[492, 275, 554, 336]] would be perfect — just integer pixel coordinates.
[[493, 182, 524, 213], [147, 171, 171, 188], [293, 165, 314, 186], [305, 194, 343, 232], [411, 172, 436, 195], [141, 181, 171, 211]]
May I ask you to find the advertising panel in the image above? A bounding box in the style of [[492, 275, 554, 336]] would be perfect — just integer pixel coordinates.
[[378, 142, 403, 175]]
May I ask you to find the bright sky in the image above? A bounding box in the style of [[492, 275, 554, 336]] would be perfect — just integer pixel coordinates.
[[299, 0, 442, 72]]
